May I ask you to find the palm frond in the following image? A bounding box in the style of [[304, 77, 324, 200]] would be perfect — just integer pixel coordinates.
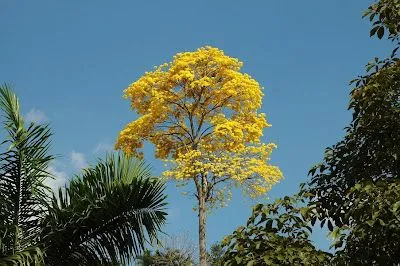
[[0, 84, 54, 255], [41, 153, 168, 265], [0, 234, 44, 266]]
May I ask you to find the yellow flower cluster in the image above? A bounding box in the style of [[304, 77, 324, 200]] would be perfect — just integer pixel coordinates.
[[163, 142, 282, 200], [116, 46, 283, 203], [211, 113, 270, 152]]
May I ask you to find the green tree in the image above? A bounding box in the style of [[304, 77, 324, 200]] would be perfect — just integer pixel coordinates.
[[41, 154, 168, 265], [307, 0, 400, 225], [207, 242, 224, 266], [307, 0, 400, 264], [330, 181, 400, 265], [142, 248, 193, 266], [0, 86, 52, 265], [135, 249, 155, 266], [0, 85, 168, 265], [135, 233, 195, 266], [220, 192, 331, 266]]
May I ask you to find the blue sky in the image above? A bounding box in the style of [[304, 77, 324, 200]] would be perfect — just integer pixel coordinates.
[[0, 0, 393, 252]]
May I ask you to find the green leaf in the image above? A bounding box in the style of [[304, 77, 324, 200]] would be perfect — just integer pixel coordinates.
[[320, 219, 326, 228], [300, 207, 308, 218], [377, 26, 385, 39], [311, 216, 317, 226], [366, 220, 375, 227], [393, 201, 400, 213], [247, 260, 255, 266], [265, 219, 273, 229], [263, 256, 272, 264], [327, 220, 333, 231]]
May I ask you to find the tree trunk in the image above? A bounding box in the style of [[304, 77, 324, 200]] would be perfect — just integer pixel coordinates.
[[198, 183, 207, 266]]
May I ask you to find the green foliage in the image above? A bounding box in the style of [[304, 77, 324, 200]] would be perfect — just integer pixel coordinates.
[[307, 0, 400, 264], [41, 153, 168, 265], [207, 242, 224, 266], [0, 235, 43, 266], [0, 85, 168, 265], [135, 233, 195, 266], [136, 249, 154, 266], [308, 59, 400, 227], [331, 181, 400, 265], [152, 248, 193, 266], [363, 0, 400, 41], [136, 248, 193, 266], [220, 193, 331, 266], [0, 84, 52, 265]]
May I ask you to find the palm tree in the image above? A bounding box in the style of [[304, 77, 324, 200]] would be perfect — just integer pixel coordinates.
[[136, 248, 193, 266], [0, 85, 50, 265], [0, 85, 168, 265], [135, 233, 195, 266], [41, 154, 168, 265]]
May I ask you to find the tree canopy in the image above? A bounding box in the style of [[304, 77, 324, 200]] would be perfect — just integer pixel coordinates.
[[116, 46, 282, 202], [116, 46, 282, 266], [306, 0, 400, 264], [221, 193, 330, 266]]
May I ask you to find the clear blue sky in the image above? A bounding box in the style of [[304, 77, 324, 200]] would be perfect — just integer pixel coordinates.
[[0, 0, 393, 252]]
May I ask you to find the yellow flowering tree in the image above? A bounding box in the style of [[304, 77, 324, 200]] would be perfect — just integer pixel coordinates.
[[116, 46, 282, 266]]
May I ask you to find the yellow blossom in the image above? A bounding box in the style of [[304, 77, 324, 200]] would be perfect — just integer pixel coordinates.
[[116, 46, 282, 205]]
